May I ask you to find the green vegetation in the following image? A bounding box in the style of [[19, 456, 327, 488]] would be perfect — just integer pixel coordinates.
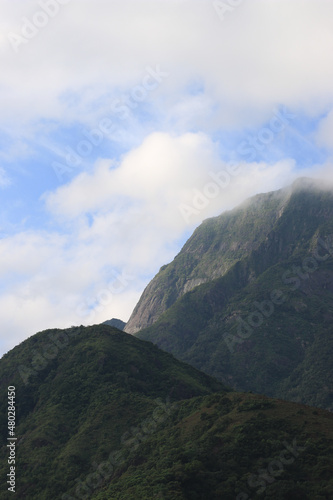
[[1, 325, 332, 499], [125, 181, 292, 333], [93, 392, 333, 500], [137, 182, 333, 410], [0, 325, 226, 499]]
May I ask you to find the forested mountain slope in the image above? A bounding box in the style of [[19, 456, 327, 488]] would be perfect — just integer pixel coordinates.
[[136, 179, 333, 410]]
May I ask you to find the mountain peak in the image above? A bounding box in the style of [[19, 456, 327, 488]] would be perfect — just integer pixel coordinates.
[[289, 175, 333, 194], [135, 179, 333, 410], [125, 178, 333, 334], [292, 176, 314, 186], [102, 318, 126, 330]]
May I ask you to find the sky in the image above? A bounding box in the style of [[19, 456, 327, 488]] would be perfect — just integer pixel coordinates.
[[0, 0, 333, 356]]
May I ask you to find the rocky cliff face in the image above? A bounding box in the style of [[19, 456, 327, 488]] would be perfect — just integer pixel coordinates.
[[135, 178, 333, 410], [125, 178, 324, 333]]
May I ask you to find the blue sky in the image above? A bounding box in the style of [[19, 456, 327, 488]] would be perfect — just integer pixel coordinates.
[[0, 0, 333, 356]]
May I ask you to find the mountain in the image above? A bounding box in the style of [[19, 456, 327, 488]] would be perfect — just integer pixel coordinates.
[[1, 324, 333, 499], [134, 178, 333, 410], [102, 318, 126, 330], [125, 177, 329, 334], [0, 324, 225, 499]]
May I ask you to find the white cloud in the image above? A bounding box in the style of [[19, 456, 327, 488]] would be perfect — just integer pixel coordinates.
[[45, 131, 297, 229], [45, 131, 299, 294], [0, 227, 144, 355], [44, 132, 223, 273], [1, 0, 333, 133], [0, 131, 303, 355], [45, 131, 219, 219]]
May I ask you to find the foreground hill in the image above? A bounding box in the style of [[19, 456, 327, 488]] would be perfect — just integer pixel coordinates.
[[0, 324, 225, 499], [135, 179, 333, 410], [0, 324, 332, 499]]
